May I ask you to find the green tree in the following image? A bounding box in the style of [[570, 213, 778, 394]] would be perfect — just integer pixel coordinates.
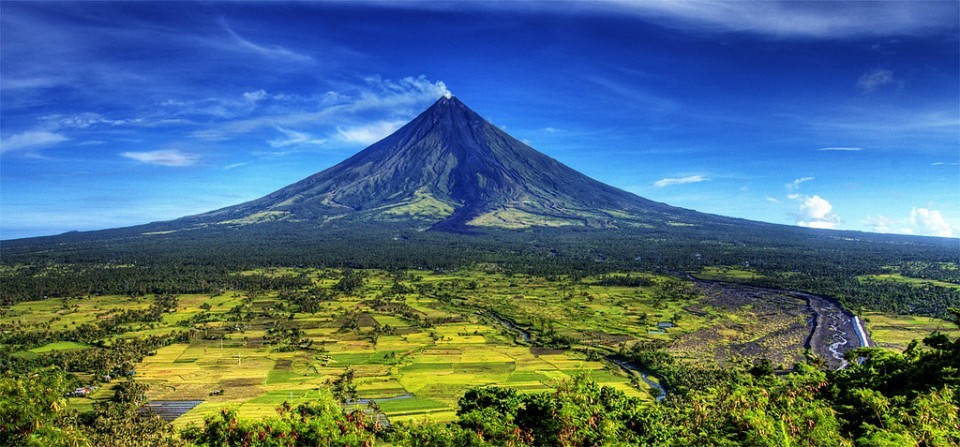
[[0, 368, 86, 447], [334, 268, 365, 295], [182, 390, 376, 447]]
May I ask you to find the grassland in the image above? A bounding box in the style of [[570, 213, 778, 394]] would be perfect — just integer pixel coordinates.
[[858, 273, 960, 290], [696, 266, 764, 281], [1, 267, 948, 428], [861, 312, 960, 351]]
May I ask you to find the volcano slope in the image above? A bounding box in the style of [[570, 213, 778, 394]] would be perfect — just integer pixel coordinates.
[[169, 96, 739, 232]]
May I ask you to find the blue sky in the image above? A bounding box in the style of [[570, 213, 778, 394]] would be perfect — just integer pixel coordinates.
[[1, 1, 958, 240]]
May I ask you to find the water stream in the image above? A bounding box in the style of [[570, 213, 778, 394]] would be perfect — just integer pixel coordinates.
[[610, 358, 667, 402]]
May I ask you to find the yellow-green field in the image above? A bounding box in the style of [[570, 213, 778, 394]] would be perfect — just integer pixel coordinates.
[[4, 267, 949, 428], [3, 269, 678, 427], [857, 273, 960, 290], [862, 312, 960, 351], [696, 266, 764, 281]]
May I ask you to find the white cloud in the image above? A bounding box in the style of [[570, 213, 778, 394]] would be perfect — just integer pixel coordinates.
[[789, 194, 839, 229], [268, 127, 326, 148], [653, 175, 708, 188], [0, 75, 64, 90], [381, 1, 956, 38], [0, 130, 68, 154], [765, 196, 781, 204], [910, 208, 954, 237], [191, 75, 450, 142], [931, 161, 959, 166], [785, 177, 815, 191], [120, 149, 199, 167], [221, 21, 312, 63], [243, 90, 268, 102], [336, 120, 407, 145], [604, 1, 955, 38], [817, 147, 863, 152], [44, 113, 103, 129], [857, 68, 897, 93], [585, 75, 678, 113], [811, 109, 958, 141], [357, 75, 452, 109], [224, 162, 250, 170], [864, 210, 957, 237], [865, 214, 897, 234]]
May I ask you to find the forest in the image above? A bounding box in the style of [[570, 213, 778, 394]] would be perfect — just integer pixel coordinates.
[[3, 222, 959, 317]]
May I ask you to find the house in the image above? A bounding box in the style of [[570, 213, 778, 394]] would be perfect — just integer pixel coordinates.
[[66, 386, 98, 397], [657, 322, 674, 329]]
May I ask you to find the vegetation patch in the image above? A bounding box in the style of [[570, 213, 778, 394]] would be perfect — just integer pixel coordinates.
[[29, 341, 89, 353], [858, 273, 960, 290], [862, 311, 960, 351], [3, 265, 959, 446]]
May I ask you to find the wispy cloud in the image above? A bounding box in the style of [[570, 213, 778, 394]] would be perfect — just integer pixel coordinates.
[[806, 109, 959, 150], [220, 21, 312, 63], [190, 75, 449, 142], [765, 196, 781, 204], [931, 161, 959, 166], [224, 162, 250, 170], [337, 120, 407, 145], [865, 214, 897, 234], [653, 175, 707, 188], [371, 1, 956, 39], [268, 127, 326, 148], [785, 177, 814, 191], [0, 131, 68, 154], [354, 76, 452, 110], [120, 149, 199, 167], [817, 147, 863, 152], [42, 113, 144, 129], [596, 1, 956, 38], [0, 75, 65, 90], [243, 90, 268, 102], [584, 75, 677, 113], [789, 194, 839, 229], [857, 68, 898, 93]]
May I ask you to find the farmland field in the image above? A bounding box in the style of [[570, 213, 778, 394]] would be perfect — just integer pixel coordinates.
[[0, 267, 946, 427], [861, 312, 960, 351], [858, 273, 960, 290]]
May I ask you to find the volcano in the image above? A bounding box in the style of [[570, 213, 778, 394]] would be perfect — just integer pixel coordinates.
[[6, 95, 953, 274], [181, 96, 742, 233]]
